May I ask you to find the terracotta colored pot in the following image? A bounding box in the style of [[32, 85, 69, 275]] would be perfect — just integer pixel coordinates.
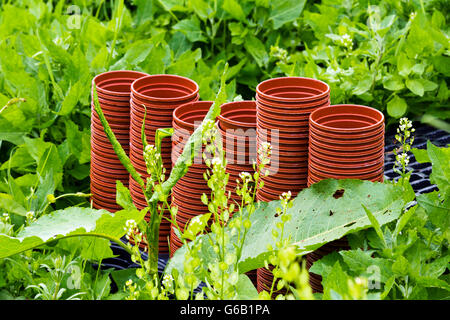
[[309, 121, 385, 140], [310, 104, 384, 133], [259, 178, 308, 191], [309, 130, 384, 146], [256, 77, 330, 103], [131, 74, 199, 103], [309, 160, 383, 176], [257, 106, 312, 122], [308, 165, 384, 180], [218, 101, 256, 131], [256, 124, 309, 140], [93, 70, 149, 97], [256, 116, 309, 131], [173, 101, 213, 133], [309, 136, 384, 152], [256, 95, 330, 111], [309, 152, 384, 169]]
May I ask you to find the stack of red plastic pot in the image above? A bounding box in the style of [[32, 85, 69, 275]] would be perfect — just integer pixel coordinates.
[[218, 101, 257, 208], [255, 77, 330, 202], [130, 75, 199, 255], [306, 104, 385, 292], [257, 265, 287, 298], [170, 101, 213, 258], [90, 70, 148, 212], [218, 100, 258, 286]]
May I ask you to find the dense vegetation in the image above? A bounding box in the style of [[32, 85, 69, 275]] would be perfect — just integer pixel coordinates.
[[0, 0, 448, 301]]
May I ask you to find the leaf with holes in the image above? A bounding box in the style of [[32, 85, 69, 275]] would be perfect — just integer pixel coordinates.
[[166, 179, 413, 276]]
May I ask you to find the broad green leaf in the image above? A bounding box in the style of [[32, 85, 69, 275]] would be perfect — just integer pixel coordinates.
[[322, 261, 350, 300], [387, 95, 408, 118], [116, 180, 136, 210], [417, 192, 450, 242], [167, 179, 413, 276], [222, 0, 246, 21], [189, 0, 212, 20], [244, 35, 268, 68], [406, 79, 424, 96], [0, 207, 146, 259], [426, 142, 450, 198], [397, 53, 413, 77], [412, 147, 430, 163], [0, 193, 27, 216], [383, 77, 404, 91], [269, 0, 306, 29], [173, 16, 206, 43], [58, 80, 83, 116], [234, 274, 258, 299]]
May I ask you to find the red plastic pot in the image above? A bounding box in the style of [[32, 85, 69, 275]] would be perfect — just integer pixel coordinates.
[[309, 137, 384, 152], [93, 70, 149, 97], [172, 101, 213, 133], [308, 165, 384, 180], [310, 104, 384, 133], [309, 121, 385, 140], [309, 152, 383, 169], [309, 160, 383, 176], [309, 129, 384, 146], [131, 74, 199, 103], [256, 77, 330, 104], [255, 95, 330, 111], [218, 101, 256, 131]]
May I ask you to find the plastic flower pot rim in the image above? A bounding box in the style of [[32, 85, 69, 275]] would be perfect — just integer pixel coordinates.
[[93, 70, 149, 96], [309, 121, 385, 139], [310, 104, 384, 133], [130, 92, 200, 111], [219, 101, 256, 129], [256, 77, 330, 103], [131, 74, 199, 103], [173, 101, 213, 131], [255, 94, 330, 109]]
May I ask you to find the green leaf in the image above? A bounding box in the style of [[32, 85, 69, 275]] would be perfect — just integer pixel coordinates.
[[322, 261, 350, 300], [269, 0, 306, 29], [392, 255, 409, 276], [0, 193, 27, 216], [244, 35, 268, 68], [0, 207, 146, 259], [426, 142, 450, 198], [383, 77, 404, 91], [417, 192, 450, 242], [116, 180, 136, 210], [234, 274, 259, 299], [412, 148, 430, 163], [406, 79, 424, 96], [386, 95, 407, 118], [397, 53, 413, 77], [167, 179, 413, 276], [222, 0, 246, 21], [173, 16, 207, 43], [58, 80, 83, 116], [362, 204, 387, 248]]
